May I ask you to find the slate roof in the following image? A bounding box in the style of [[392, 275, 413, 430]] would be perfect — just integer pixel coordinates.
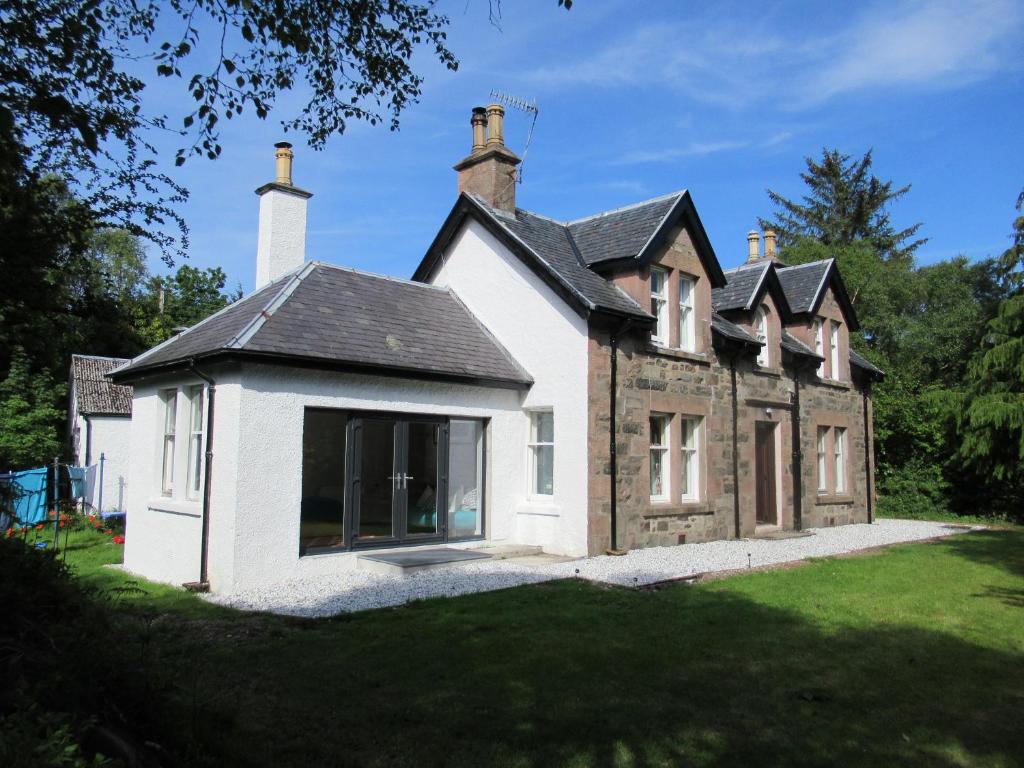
[[780, 331, 820, 360], [111, 263, 532, 387], [850, 349, 885, 378], [566, 193, 680, 266], [711, 312, 759, 346], [70, 355, 133, 415], [776, 260, 833, 314], [713, 261, 771, 312], [481, 203, 651, 318]]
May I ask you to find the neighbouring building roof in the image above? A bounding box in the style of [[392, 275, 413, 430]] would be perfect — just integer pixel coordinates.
[[110, 263, 533, 388], [70, 355, 133, 415]]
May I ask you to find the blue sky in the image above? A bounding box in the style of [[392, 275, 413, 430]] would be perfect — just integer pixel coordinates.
[[139, 0, 1024, 292]]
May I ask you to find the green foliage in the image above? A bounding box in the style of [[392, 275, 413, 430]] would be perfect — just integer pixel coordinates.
[[958, 199, 1024, 486], [0, 0, 461, 257], [0, 348, 64, 469], [760, 148, 926, 261], [138, 265, 242, 347]]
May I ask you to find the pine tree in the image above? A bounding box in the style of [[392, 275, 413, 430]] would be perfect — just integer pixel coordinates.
[[958, 191, 1024, 487], [759, 149, 927, 263]]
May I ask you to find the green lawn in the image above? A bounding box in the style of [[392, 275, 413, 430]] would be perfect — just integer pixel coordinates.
[[63, 526, 1024, 768]]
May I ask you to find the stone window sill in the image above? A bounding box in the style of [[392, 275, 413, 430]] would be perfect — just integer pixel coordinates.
[[642, 503, 714, 518], [644, 344, 711, 366], [814, 495, 854, 506], [751, 366, 783, 379], [516, 501, 560, 517]]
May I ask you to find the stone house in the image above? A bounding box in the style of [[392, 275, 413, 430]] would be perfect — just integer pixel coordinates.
[[110, 105, 881, 593]]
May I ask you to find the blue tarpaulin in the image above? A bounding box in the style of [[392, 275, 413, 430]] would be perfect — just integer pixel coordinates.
[[2, 467, 49, 525]]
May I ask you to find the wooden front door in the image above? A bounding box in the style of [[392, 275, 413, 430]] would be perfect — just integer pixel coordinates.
[[755, 422, 777, 525]]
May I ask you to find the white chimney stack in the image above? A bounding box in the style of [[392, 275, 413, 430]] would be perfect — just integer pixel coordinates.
[[255, 141, 312, 288]]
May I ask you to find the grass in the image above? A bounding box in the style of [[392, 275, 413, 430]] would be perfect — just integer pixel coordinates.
[[57, 525, 1024, 768]]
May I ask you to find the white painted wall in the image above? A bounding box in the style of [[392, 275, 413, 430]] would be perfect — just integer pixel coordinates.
[[71, 411, 131, 513], [427, 218, 591, 557], [256, 187, 307, 288], [122, 371, 242, 588], [225, 364, 524, 592]]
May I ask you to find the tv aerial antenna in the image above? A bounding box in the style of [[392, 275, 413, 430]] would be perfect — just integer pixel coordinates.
[[490, 90, 539, 184]]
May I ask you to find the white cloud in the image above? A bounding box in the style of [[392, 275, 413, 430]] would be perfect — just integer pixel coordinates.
[[521, 0, 1022, 108], [614, 140, 750, 165]]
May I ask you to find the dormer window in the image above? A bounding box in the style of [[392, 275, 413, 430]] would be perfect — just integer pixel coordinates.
[[650, 268, 669, 345], [754, 307, 769, 367], [679, 275, 695, 352]]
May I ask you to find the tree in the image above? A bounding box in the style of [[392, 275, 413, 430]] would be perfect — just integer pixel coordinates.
[[760, 149, 927, 263], [0, 348, 64, 470], [957, 192, 1024, 491], [0, 0, 460, 258], [138, 265, 242, 347]]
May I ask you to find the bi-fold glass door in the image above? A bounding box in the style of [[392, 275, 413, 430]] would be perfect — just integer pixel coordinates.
[[353, 415, 443, 546], [299, 409, 485, 556]]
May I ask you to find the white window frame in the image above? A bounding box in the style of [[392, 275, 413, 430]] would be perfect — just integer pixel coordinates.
[[160, 389, 177, 496], [755, 307, 769, 367], [834, 426, 847, 494], [814, 319, 825, 378], [649, 414, 669, 502], [817, 426, 828, 493], [830, 321, 841, 380], [681, 416, 702, 502], [679, 275, 696, 352], [650, 268, 669, 346], [527, 410, 554, 498], [185, 385, 205, 500]]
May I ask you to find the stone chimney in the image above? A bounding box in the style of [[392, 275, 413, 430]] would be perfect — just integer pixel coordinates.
[[255, 141, 313, 288], [746, 230, 761, 263], [453, 104, 521, 213], [764, 230, 778, 260]]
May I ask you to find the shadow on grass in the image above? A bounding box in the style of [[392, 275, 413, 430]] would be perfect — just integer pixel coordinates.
[[152, 572, 1024, 768], [935, 527, 1024, 579]]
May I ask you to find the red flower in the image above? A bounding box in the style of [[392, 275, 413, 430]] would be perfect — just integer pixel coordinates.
[[112, 535, 125, 545], [48, 510, 56, 519], [103, 529, 113, 535], [35, 524, 44, 530]]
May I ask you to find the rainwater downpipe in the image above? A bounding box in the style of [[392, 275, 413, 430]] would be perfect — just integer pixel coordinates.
[[189, 359, 216, 588], [790, 367, 804, 531], [608, 318, 632, 553], [729, 354, 741, 539], [862, 387, 873, 524]]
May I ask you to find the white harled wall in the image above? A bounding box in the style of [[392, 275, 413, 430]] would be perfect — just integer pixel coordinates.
[[428, 218, 591, 557], [71, 411, 131, 513], [123, 370, 243, 588], [226, 365, 524, 591]]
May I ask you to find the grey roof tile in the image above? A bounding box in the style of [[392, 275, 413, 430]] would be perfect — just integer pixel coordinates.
[[713, 262, 771, 311], [776, 260, 832, 314], [71, 355, 133, 415], [113, 264, 532, 386], [780, 331, 820, 359], [711, 312, 759, 345], [850, 348, 885, 377], [473, 200, 650, 319], [567, 193, 680, 266]]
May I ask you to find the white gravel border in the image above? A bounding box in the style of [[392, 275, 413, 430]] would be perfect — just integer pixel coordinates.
[[204, 519, 979, 618]]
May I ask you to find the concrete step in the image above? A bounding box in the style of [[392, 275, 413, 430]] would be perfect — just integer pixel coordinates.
[[357, 547, 492, 576]]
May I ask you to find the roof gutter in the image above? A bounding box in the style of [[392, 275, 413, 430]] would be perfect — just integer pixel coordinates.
[[185, 359, 216, 591]]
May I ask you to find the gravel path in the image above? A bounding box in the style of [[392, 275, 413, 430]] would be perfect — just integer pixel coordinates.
[[204, 519, 978, 618]]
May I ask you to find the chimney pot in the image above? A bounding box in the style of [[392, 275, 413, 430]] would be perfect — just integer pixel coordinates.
[[274, 141, 294, 185], [747, 230, 761, 262], [765, 229, 777, 259], [485, 103, 505, 147], [471, 107, 487, 153]]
